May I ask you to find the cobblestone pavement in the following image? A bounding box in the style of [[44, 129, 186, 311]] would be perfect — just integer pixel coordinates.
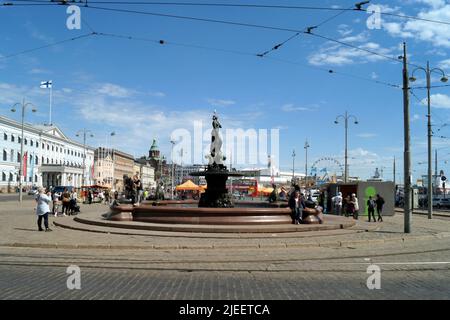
[[0, 199, 449, 299]]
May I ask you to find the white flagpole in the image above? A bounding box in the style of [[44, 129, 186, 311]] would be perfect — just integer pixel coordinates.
[[49, 83, 53, 126]]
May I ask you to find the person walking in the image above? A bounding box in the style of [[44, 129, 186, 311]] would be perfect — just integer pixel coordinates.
[[367, 196, 376, 222], [88, 190, 93, 204], [69, 189, 78, 215], [376, 194, 385, 222], [35, 188, 52, 232], [332, 192, 343, 215]]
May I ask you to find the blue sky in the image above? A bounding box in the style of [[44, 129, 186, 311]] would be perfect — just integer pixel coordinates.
[[1, 0, 450, 181]]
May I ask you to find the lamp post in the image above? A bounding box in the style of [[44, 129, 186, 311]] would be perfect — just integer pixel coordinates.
[[11, 99, 37, 202], [291, 149, 296, 183], [304, 140, 310, 188], [335, 111, 359, 183], [170, 140, 175, 200], [410, 61, 448, 220], [76, 129, 93, 188]]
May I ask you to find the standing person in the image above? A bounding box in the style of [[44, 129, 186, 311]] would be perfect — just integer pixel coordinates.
[[288, 190, 304, 225], [134, 174, 143, 205], [61, 188, 71, 216], [52, 191, 59, 217], [88, 190, 93, 204], [375, 194, 385, 222], [351, 193, 359, 220], [35, 188, 52, 232], [70, 189, 78, 215], [367, 196, 376, 222], [345, 194, 353, 218], [332, 192, 343, 215]]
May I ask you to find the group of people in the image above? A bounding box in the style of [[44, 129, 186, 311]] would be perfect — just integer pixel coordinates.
[[52, 188, 79, 216], [286, 185, 323, 225], [331, 192, 384, 222], [123, 173, 144, 205]]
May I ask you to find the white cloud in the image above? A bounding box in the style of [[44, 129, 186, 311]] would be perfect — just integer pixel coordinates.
[[357, 133, 378, 138], [281, 104, 312, 112], [412, 114, 421, 121], [96, 83, 134, 98], [29, 68, 50, 75], [308, 41, 394, 66], [424, 93, 450, 109], [439, 58, 450, 69], [383, 2, 450, 47], [148, 91, 166, 98], [206, 98, 235, 107]]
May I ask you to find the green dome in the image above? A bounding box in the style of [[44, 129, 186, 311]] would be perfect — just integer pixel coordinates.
[[150, 139, 159, 151]]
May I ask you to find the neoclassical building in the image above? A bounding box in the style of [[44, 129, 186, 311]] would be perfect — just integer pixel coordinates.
[[0, 116, 95, 192]]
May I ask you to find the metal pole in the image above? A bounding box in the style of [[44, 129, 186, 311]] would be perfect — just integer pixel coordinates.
[[402, 42, 412, 233], [426, 61, 433, 220], [292, 150, 295, 181], [344, 111, 348, 183], [82, 131, 86, 187], [49, 84, 53, 126], [305, 140, 309, 188], [435, 149, 438, 198], [19, 99, 25, 203]]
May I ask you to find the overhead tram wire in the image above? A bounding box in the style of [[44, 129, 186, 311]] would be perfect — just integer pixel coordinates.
[[410, 89, 447, 126], [7, 0, 450, 27], [94, 31, 401, 89], [0, 32, 95, 59], [256, 4, 353, 58], [3, 1, 440, 70]]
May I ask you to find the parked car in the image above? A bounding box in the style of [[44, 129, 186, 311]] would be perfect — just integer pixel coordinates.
[[432, 197, 450, 209], [27, 188, 38, 195]]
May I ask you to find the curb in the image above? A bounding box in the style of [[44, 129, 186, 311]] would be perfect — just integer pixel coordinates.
[[1, 232, 448, 250]]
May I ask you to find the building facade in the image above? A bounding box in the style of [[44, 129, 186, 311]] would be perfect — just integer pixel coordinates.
[[94, 148, 114, 188], [0, 116, 94, 192], [112, 149, 134, 192]]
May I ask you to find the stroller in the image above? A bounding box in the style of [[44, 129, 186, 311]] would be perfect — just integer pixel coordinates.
[[70, 199, 81, 214]]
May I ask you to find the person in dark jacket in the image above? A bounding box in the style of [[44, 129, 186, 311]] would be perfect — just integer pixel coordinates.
[[375, 194, 385, 222], [288, 191, 305, 225], [367, 196, 376, 222]]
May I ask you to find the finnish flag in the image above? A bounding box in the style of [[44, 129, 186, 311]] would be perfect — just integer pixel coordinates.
[[40, 80, 52, 89]]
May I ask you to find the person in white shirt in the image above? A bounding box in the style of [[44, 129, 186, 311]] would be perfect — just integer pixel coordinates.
[[332, 192, 343, 215], [35, 188, 52, 232]]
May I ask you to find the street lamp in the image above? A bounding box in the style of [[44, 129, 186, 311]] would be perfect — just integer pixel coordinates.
[[335, 111, 359, 183], [291, 149, 296, 183], [304, 140, 310, 188], [11, 99, 37, 202], [76, 129, 94, 188], [170, 140, 175, 200], [410, 61, 448, 220]]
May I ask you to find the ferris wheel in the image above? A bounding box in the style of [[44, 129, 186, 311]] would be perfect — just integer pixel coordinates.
[[310, 157, 344, 182]]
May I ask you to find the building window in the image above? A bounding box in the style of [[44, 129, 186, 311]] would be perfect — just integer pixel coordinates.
[[41, 156, 44, 165], [2, 172, 6, 182], [11, 135, 14, 142], [3, 133, 7, 141], [51, 159, 54, 164], [10, 149, 14, 162], [35, 175, 38, 183], [46, 158, 49, 164], [24, 138, 27, 145], [18, 137, 21, 144], [52, 145, 54, 151], [30, 140, 33, 147], [42, 143, 45, 149], [9, 173, 13, 182], [17, 152, 20, 163], [30, 155, 33, 164], [47, 144, 49, 150], [29, 176, 32, 182], [35, 157, 38, 165], [2, 150, 6, 161], [36, 142, 39, 148]]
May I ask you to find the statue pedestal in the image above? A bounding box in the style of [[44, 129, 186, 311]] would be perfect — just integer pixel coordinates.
[[197, 165, 234, 208]]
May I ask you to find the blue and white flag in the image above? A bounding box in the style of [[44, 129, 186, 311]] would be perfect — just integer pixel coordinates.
[[40, 80, 52, 89]]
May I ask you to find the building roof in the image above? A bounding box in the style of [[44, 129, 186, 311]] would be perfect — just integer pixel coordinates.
[[150, 138, 159, 151]]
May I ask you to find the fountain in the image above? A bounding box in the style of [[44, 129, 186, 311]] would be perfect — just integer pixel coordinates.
[[99, 112, 356, 233]]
